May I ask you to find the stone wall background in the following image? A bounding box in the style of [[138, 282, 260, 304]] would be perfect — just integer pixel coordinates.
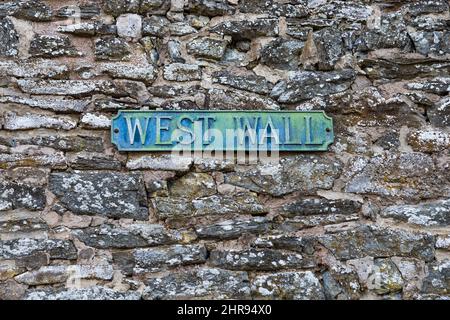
[[0, 0, 449, 300]]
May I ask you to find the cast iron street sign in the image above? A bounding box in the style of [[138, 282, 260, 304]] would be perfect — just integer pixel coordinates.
[[111, 110, 334, 151]]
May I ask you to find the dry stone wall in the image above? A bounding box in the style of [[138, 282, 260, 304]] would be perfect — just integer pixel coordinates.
[[0, 0, 449, 300]]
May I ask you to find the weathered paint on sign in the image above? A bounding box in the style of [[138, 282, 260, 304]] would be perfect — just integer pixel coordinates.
[[111, 110, 334, 151]]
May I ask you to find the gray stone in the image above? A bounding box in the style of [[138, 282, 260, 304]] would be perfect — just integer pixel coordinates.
[[15, 265, 114, 285], [56, 3, 100, 19], [407, 0, 449, 16], [49, 172, 148, 220], [317, 1, 372, 21], [94, 36, 131, 61], [421, 260, 450, 296], [375, 131, 401, 151], [210, 248, 315, 270], [168, 22, 198, 36], [360, 57, 450, 81], [271, 70, 355, 103], [127, 244, 207, 274], [187, 37, 228, 60], [29, 35, 81, 58], [139, 0, 171, 15], [322, 265, 361, 300], [25, 286, 141, 300], [0, 96, 88, 113], [368, 258, 404, 295], [143, 268, 250, 299], [57, 22, 117, 37], [252, 271, 325, 300], [142, 16, 169, 37], [410, 16, 450, 31], [314, 28, 344, 70], [429, 97, 450, 127], [254, 234, 317, 255], [67, 152, 122, 170], [318, 225, 436, 262], [0, 238, 77, 260], [210, 19, 278, 40], [98, 62, 157, 84], [0, 0, 52, 21], [224, 156, 342, 196], [16, 79, 132, 98], [207, 88, 280, 110], [280, 214, 360, 231], [345, 153, 449, 200], [239, 0, 309, 18], [212, 71, 273, 95], [0, 280, 26, 300], [282, 198, 362, 217], [94, 99, 139, 111], [169, 172, 216, 199], [0, 60, 68, 79], [126, 154, 193, 171], [6, 135, 104, 153], [102, 0, 140, 16], [436, 235, 450, 250], [406, 77, 450, 96], [0, 18, 18, 57], [410, 31, 450, 56], [74, 223, 182, 249], [0, 180, 46, 211], [163, 63, 202, 81], [260, 38, 304, 70], [286, 20, 312, 41], [3, 112, 77, 130], [381, 200, 450, 227], [356, 13, 412, 52], [185, 0, 236, 17], [0, 152, 67, 170], [167, 40, 185, 63], [154, 191, 267, 220], [195, 217, 271, 240], [116, 14, 142, 38], [0, 218, 48, 234]]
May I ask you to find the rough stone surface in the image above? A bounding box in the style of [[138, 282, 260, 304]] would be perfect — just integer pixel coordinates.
[[0, 180, 46, 211], [121, 244, 208, 274], [49, 172, 148, 220], [0, 239, 77, 260], [187, 37, 228, 60], [212, 70, 273, 95], [381, 200, 450, 227], [261, 38, 304, 70], [318, 225, 435, 262], [210, 19, 278, 40], [252, 271, 325, 300], [225, 156, 342, 196], [195, 217, 271, 240], [143, 268, 250, 299], [0, 18, 19, 57], [29, 35, 81, 58], [94, 36, 131, 61], [25, 287, 141, 300], [154, 191, 267, 222], [73, 223, 182, 249], [0, 0, 449, 301], [163, 63, 202, 81], [271, 70, 355, 103], [345, 153, 449, 200], [210, 248, 315, 271]]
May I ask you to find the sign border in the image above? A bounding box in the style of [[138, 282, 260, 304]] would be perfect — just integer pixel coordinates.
[[111, 110, 334, 152]]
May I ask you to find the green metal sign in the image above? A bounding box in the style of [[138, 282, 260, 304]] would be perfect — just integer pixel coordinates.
[[111, 110, 334, 152]]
